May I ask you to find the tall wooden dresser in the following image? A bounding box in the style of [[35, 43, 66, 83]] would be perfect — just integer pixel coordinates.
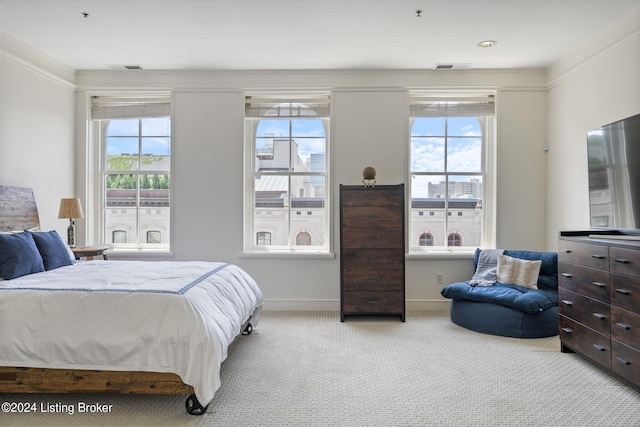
[[558, 231, 640, 388], [340, 184, 405, 322]]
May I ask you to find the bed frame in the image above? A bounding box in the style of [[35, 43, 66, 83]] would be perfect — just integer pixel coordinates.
[[0, 185, 253, 415]]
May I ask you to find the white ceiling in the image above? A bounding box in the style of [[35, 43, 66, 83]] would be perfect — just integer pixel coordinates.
[[1, 0, 639, 71]]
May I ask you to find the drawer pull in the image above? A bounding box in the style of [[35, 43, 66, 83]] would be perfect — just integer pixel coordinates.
[[366, 236, 378, 241], [592, 254, 606, 260], [616, 322, 631, 330], [614, 258, 630, 264], [592, 344, 607, 352], [367, 299, 380, 304], [561, 327, 573, 333], [561, 300, 574, 306], [592, 313, 607, 320], [591, 281, 607, 288], [615, 288, 632, 295], [616, 357, 632, 366], [561, 273, 573, 278], [367, 215, 378, 220]]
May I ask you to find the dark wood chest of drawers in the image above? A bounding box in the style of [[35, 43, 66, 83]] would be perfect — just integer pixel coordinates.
[[558, 232, 640, 388], [340, 184, 405, 321]]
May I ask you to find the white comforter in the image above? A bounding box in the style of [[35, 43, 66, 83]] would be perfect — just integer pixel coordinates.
[[0, 261, 264, 405]]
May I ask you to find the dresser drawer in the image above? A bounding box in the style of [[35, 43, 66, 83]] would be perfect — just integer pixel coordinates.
[[558, 288, 610, 336], [560, 316, 611, 369], [610, 273, 640, 313], [342, 291, 404, 314], [342, 227, 403, 249], [558, 239, 609, 270], [340, 188, 403, 208], [611, 306, 640, 350], [341, 248, 404, 269], [612, 341, 640, 387], [342, 269, 403, 291], [342, 206, 403, 228], [558, 261, 609, 302], [610, 247, 640, 277]]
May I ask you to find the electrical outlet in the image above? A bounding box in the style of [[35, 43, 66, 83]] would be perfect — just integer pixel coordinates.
[[437, 273, 443, 284]]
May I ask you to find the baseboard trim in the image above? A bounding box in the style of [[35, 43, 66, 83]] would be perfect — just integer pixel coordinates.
[[262, 299, 451, 313]]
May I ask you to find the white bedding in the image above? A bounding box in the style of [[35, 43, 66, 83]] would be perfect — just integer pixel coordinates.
[[0, 260, 264, 405]]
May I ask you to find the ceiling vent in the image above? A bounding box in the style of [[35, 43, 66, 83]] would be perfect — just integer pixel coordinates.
[[433, 63, 473, 70], [106, 64, 144, 70]]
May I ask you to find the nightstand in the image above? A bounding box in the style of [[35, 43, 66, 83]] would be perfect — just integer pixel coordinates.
[[72, 246, 109, 261]]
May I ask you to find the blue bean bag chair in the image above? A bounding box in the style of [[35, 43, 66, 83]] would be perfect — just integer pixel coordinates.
[[441, 249, 559, 338]]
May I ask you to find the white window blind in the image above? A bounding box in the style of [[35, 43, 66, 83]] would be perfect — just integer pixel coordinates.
[[91, 96, 171, 120], [245, 95, 330, 118], [410, 95, 495, 117]]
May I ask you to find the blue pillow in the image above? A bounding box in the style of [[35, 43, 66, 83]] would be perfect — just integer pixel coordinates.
[[29, 230, 75, 271], [473, 248, 559, 291], [0, 231, 45, 279]]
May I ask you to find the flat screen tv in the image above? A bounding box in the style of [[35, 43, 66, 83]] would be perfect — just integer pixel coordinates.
[[587, 113, 640, 236]]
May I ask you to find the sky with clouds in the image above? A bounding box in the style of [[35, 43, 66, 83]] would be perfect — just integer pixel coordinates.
[[411, 117, 482, 198]]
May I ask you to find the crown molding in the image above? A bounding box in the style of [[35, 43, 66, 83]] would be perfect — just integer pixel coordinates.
[[1, 32, 76, 89], [546, 8, 640, 88], [75, 68, 547, 92]]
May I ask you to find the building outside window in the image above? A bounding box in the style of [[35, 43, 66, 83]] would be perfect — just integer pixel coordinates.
[[409, 94, 495, 252], [92, 96, 171, 251], [244, 94, 330, 253]]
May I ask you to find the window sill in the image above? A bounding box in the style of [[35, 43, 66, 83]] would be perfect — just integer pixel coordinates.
[[240, 251, 335, 260], [405, 251, 475, 260], [104, 248, 174, 260]]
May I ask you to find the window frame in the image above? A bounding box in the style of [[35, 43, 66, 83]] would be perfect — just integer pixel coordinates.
[[243, 94, 331, 256], [90, 94, 172, 253], [408, 94, 496, 254]]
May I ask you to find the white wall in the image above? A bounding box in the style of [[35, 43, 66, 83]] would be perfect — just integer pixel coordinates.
[[495, 90, 548, 250], [171, 91, 245, 262], [546, 19, 640, 250], [0, 54, 75, 236], [2, 33, 564, 312], [69, 72, 548, 311]]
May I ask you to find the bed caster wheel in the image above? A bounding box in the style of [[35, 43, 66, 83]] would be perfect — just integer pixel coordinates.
[[242, 323, 253, 335], [185, 394, 209, 415]]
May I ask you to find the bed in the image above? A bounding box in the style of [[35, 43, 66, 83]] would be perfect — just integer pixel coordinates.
[[0, 186, 264, 415]]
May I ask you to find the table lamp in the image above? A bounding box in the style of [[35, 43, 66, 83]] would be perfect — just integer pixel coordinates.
[[58, 198, 84, 248]]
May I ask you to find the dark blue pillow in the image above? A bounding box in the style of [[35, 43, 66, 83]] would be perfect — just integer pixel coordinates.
[[0, 232, 45, 279], [29, 230, 75, 271]]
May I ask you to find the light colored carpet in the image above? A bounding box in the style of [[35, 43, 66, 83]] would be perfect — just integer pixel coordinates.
[[3, 311, 640, 426]]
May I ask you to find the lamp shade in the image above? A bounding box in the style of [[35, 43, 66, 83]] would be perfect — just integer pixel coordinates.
[[58, 198, 84, 219]]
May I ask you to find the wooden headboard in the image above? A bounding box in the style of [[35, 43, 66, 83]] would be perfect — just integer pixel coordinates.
[[0, 186, 40, 231]]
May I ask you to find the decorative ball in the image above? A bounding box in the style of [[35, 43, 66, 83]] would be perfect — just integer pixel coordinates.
[[362, 166, 376, 180]]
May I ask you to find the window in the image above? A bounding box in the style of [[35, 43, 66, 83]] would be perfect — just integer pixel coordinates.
[[244, 94, 330, 253], [92, 96, 171, 251], [257, 232, 271, 246], [296, 231, 312, 246], [409, 94, 495, 252], [448, 232, 462, 246], [113, 230, 127, 244], [146, 231, 161, 244], [419, 232, 434, 246]]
